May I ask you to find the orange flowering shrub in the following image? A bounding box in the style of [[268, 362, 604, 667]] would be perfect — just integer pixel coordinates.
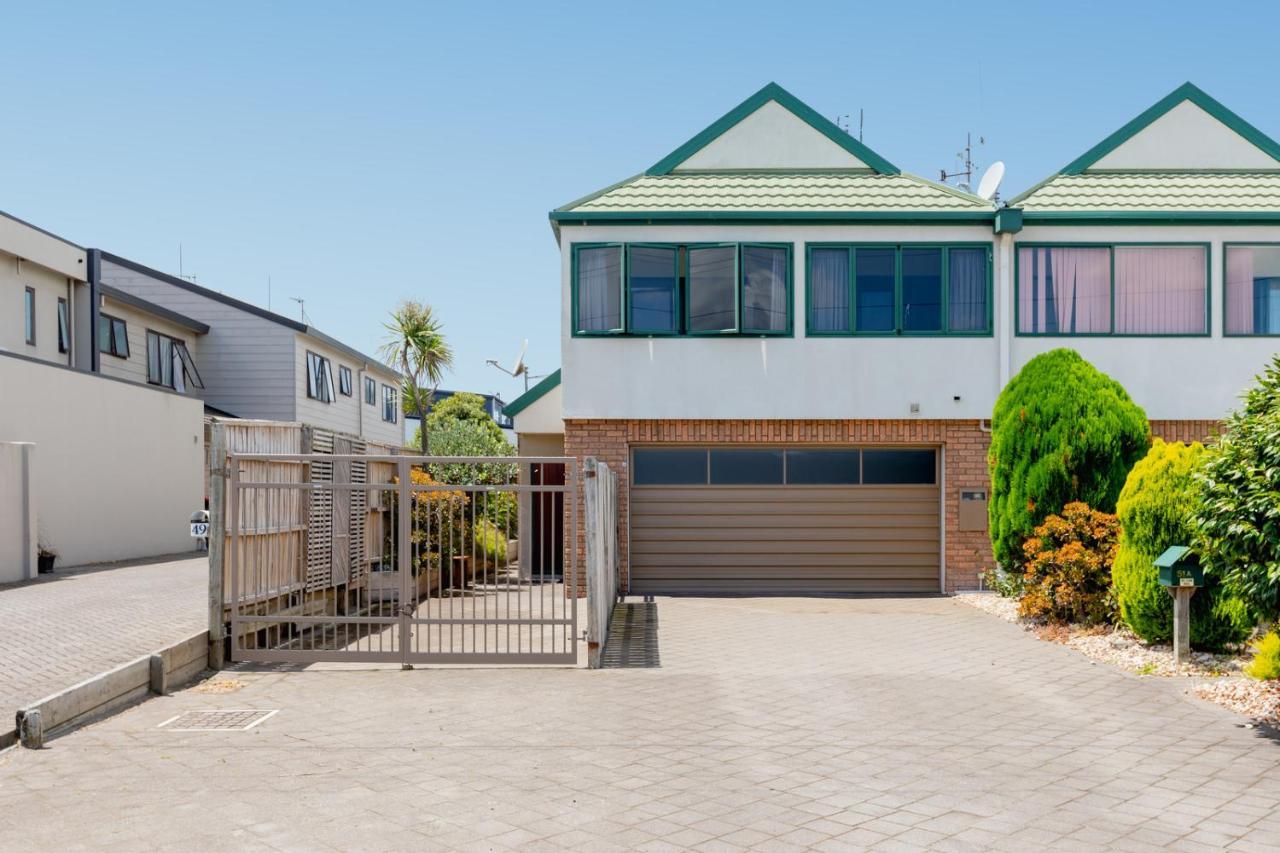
[[387, 468, 470, 559], [1018, 501, 1119, 626]]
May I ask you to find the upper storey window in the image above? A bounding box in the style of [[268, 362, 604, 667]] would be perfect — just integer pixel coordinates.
[[1225, 244, 1280, 336], [806, 244, 991, 336], [572, 243, 791, 336], [1016, 244, 1208, 336]]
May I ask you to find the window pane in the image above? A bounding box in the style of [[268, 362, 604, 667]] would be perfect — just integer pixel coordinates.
[[710, 449, 784, 485], [24, 290, 35, 344], [147, 333, 160, 382], [57, 299, 69, 353], [632, 449, 707, 485], [948, 248, 988, 332], [628, 246, 677, 333], [862, 449, 936, 485], [1017, 247, 1110, 334], [786, 449, 860, 485], [306, 353, 318, 398], [99, 318, 111, 353], [808, 248, 851, 333], [112, 319, 129, 356], [160, 338, 174, 387], [688, 246, 736, 332], [576, 246, 622, 332], [1225, 245, 1280, 335], [741, 246, 788, 332], [856, 248, 895, 332], [1113, 246, 1206, 334], [902, 248, 942, 332], [175, 342, 204, 389], [365, 377, 376, 404]]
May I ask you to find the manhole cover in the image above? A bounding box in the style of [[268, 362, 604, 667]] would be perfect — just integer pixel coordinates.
[[157, 709, 279, 731]]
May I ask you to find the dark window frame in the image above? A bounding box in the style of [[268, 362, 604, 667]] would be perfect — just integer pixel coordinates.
[[364, 376, 377, 405], [57, 297, 69, 353], [24, 287, 36, 345], [99, 312, 130, 358], [630, 446, 937, 487], [305, 350, 336, 403], [804, 242, 994, 337], [381, 383, 398, 423], [338, 365, 353, 396], [146, 329, 204, 390], [572, 242, 793, 338]]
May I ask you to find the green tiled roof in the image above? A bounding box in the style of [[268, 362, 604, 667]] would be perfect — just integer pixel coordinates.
[[554, 172, 993, 217], [1014, 172, 1280, 213]]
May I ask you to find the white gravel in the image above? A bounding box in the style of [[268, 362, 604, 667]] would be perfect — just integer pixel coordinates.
[[955, 591, 1279, 726]]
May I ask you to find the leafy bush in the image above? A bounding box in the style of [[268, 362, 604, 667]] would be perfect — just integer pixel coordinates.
[[425, 417, 517, 535], [1113, 440, 1254, 650], [1194, 354, 1280, 620], [426, 392, 507, 442], [1244, 631, 1280, 681], [473, 518, 510, 572], [1019, 502, 1119, 625], [988, 349, 1150, 571]]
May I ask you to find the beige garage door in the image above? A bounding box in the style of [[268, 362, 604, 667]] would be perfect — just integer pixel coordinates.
[[630, 447, 940, 595]]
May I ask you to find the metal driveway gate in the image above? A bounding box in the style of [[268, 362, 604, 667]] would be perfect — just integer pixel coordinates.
[[224, 452, 578, 665]]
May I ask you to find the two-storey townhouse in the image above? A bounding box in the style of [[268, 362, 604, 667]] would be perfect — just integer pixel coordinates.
[[1, 210, 90, 368], [95, 251, 404, 447], [517, 81, 1280, 597]]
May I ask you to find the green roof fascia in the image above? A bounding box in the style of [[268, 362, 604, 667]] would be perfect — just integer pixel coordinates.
[[1059, 82, 1280, 175], [993, 208, 1023, 233], [645, 82, 900, 177], [1019, 210, 1280, 225], [503, 368, 561, 418], [548, 210, 995, 225]]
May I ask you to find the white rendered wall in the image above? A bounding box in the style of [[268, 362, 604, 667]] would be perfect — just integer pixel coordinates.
[[0, 355, 204, 568], [511, 384, 564, 435], [0, 442, 37, 583], [0, 251, 76, 366]]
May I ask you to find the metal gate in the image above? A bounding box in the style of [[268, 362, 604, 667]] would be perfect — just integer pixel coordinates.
[[224, 452, 578, 665]]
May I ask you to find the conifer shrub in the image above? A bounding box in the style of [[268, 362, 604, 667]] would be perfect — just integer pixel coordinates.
[[1113, 440, 1253, 650], [988, 349, 1150, 571], [1244, 631, 1280, 681]]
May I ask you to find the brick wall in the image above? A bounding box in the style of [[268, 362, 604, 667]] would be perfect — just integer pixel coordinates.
[[563, 418, 1222, 596]]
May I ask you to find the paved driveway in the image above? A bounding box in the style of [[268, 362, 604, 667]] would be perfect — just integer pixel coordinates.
[[3, 596, 1278, 851], [0, 555, 206, 715]]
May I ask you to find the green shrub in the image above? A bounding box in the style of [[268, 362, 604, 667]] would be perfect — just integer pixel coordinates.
[[473, 518, 509, 572], [1019, 502, 1119, 626], [1113, 440, 1254, 651], [1193, 354, 1280, 620], [425, 417, 518, 535], [988, 349, 1150, 571], [1244, 631, 1280, 681]]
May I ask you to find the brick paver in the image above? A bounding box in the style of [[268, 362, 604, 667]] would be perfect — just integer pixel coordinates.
[[3, 595, 1279, 850], [0, 555, 206, 713]]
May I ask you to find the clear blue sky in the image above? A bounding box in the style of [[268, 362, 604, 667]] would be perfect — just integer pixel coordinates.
[[6, 1, 1280, 401]]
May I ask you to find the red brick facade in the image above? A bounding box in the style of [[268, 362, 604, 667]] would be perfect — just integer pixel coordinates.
[[564, 418, 1221, 595]]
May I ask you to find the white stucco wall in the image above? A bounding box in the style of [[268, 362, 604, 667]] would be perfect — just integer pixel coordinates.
[[0, 354, 204, 568], [1091, 101, 1277, 171], [561, 223, 1001, 421], [673, 101, 868, 171], [0, 442, 37, 584], [511, 384, 564, 435]]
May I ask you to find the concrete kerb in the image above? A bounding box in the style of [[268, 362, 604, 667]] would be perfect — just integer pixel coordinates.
[[7, 631, 209, 750]]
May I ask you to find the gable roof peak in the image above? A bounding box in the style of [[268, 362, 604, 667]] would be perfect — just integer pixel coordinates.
[[1059, 81, 1280, 175], [646, 82, 900, 177]]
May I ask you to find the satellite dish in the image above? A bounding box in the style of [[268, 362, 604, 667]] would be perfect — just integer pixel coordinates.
[[511, 339, 528, 377], [977, 161, 1005, 201]]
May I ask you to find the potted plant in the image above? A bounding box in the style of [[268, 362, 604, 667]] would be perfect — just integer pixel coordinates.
[[37, 545, 56, 574]]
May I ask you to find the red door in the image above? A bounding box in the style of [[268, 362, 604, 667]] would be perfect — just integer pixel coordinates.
[[529, 463, 565, 578]]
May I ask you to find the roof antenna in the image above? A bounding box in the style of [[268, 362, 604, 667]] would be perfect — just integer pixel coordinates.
[[289, 296, 308, 324], [177, 243, 197, 283], [940, 133, 987, 194]]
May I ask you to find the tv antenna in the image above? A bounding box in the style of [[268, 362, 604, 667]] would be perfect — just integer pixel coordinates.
[[833, 109, 865, 142], [486, 339, 533, 390], [289, 296, 308, 324], [940, 133, 986, 194]]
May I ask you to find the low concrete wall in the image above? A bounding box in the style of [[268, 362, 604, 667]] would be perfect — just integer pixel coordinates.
[[0, 442, 36, 583], [0, 353, 204, 568]]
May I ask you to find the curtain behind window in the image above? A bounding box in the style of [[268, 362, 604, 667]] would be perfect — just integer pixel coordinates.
[[576, 247, 621, 332], [808, 249, 850, 333], [1113, 246, 1205, 334], [742, 246, 787, 332], [1018, 247, 1110, 333], [947, 248, 987, 332]]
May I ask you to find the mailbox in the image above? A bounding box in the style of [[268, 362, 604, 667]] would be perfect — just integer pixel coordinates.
[[958, 490, 988, 532], [1155, 545, 1203, 588]]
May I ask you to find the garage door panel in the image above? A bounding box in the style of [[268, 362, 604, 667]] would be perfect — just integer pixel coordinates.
[[630, 447, 941, 595]]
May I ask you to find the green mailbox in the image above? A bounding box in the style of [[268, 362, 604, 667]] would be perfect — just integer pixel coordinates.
[[1155, 545, 1204, 588]]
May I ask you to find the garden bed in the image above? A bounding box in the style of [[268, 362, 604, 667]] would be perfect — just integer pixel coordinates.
[[955, 592, 1279, 726]]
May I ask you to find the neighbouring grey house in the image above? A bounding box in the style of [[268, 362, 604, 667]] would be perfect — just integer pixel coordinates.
[[94, 250, 403, 447]]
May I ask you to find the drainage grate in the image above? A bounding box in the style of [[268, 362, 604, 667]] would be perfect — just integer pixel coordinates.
[[600, 602, 660, 668], [157, 709, 279, 731]]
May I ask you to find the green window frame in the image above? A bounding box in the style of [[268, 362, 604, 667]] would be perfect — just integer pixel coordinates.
[[803, 243, 994, 337], [1014, 242, 1211, 338], [571, 242, 792, 337], [1223, 243, 1280, 337]]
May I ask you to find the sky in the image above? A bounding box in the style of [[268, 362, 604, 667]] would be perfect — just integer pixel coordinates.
[[6, 1, 1280, 402]]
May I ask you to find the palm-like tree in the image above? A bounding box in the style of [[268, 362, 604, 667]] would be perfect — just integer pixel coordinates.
[[380, 301, 453, 453]]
